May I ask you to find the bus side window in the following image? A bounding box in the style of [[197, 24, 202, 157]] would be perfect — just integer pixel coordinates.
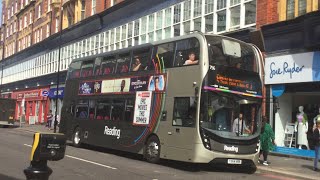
[[155, 43, 175, 69], [96, 100, 112, 120], [76, 106, 89, 119], [80, 60, 94, 78], [175, 38, 200, 67], [67, 61, 81, 79], [116, 53, 131, 73], [101, 56, 116, 75], [111, 100, 125, 121], [173, 97, 195, 127], [89, 100, 95, 119], [132, 48, 151, 72]]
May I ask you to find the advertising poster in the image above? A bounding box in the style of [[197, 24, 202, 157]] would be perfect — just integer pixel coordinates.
[[148, 75, 165, 91], [133, 91, 152, 125], [129, 76, 149, 91], [93, 81, 102, 94], [114, 78, 130, 92], [79, 82, 94, 94], [101, 80, 115, 93]]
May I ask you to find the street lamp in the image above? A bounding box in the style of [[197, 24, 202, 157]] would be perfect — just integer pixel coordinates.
[[54, 6, 63, 133]]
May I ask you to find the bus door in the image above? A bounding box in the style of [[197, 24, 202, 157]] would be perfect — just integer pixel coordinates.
[[161, 67, 200, 161]]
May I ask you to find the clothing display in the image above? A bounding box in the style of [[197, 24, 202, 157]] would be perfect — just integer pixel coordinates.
[[294, 106, 309, 149]]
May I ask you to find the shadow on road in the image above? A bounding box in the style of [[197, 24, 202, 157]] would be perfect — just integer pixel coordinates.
[[0, 173, 21, 180], [69, 143, 256, 174]]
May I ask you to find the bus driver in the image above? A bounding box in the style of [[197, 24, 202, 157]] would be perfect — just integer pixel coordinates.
[[184, 52, 198, 65], [232, 113, 251, 135]]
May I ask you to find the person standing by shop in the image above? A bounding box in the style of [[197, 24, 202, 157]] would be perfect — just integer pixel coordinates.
[[313, 118, 320, 171], [46, 110, 53, 130], [259, 116, 275, 166]]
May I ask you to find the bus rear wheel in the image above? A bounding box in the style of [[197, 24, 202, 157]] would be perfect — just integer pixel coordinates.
[[72, 128, 82, 147], [144, 136, 160, 163]]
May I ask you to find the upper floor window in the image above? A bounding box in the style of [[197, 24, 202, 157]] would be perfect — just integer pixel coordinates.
[[91, 0, 96, 15], [21, 0, 24, 10], [48, 0, 52, 12], [38, 4, 42, 19], [286, 0, 295, 20], [81, 0, 86, 20]]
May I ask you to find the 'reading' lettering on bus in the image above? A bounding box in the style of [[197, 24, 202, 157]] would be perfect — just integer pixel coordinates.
[[104, 126, 121, 139]]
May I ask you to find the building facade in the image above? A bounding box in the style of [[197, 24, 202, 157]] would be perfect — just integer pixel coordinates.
[[260, 0, 320, 157], [0, 0, 258, 123]]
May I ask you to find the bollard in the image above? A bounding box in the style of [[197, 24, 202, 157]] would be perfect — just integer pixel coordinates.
[[24, 160, 52, 180], [24, 133, 66, 180]]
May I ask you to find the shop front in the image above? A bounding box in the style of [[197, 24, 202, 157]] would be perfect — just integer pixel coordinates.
[[12, 87, 50, 124], [265, 51, 320, 158], [48, 86, 64, 121]]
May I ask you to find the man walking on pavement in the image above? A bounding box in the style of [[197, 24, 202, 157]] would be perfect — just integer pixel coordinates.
[[46, 110, 53, 130]]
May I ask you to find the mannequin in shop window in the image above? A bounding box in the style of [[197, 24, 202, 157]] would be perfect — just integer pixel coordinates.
[[313, 107, 320, 131], [294, 106, 310, 149]]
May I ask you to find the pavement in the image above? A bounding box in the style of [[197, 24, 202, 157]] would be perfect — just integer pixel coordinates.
[[4, 123, 320, 180]]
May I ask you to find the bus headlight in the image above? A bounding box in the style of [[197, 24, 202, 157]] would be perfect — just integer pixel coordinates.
[[201, 131, 211, 150]]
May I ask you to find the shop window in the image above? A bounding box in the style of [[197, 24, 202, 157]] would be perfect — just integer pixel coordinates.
[[131, 48, 151, 72], [174, 38, 200, 67], [96, 100, 112, 120], [94, 57, 102, 76], [173, 97, 196, 127], [101, 56, 116, 75], [111, 99, 125, 121], [116, 53, 131, 73], [67, 61, 81, 79], [80, 60, 94, 77], [155, 42, 175, 69]]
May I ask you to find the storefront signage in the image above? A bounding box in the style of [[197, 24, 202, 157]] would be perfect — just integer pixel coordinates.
[[49, 87, 65, 99], [133, 91, 152, 125], [79, 74, 166, 95], [265, 52, 320, 84], [24, 92, 39, 98], [42, 90, 49, 97]]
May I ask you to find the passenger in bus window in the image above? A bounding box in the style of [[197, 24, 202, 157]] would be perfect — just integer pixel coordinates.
[[132, 56, 144, 71], [235, 62, 242, 69], [120, 64, 129, 73], [183, 52, 198, 65], [232, 113, 251, 135]]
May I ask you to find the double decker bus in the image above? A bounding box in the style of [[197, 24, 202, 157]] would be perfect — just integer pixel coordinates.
[[60, 32, 264, 167]]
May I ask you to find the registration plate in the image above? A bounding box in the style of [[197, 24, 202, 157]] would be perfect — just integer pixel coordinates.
[[227, 159, 242, 164]]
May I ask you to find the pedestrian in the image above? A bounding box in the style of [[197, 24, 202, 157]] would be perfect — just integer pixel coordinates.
[[313, 118, 320, 171], [46, 110, 53, 130], [259, 116, 275, 166]]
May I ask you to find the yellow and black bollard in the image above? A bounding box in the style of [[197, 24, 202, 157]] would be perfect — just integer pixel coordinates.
[[24, 133, 66, 180]]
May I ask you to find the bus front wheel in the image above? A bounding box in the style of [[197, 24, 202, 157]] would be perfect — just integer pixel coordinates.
[[144, 136, 160, 163], [72, 127, 82, 147]]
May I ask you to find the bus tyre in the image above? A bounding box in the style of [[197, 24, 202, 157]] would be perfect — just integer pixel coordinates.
[[144, 136, 160, 163], [72, 128, 82, 148]]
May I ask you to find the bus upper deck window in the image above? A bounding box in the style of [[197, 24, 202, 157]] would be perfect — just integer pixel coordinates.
[[116, 53, 130, 73], [94, 57, 102, 76], [156, 43, 175, 69], [174, 38, 200, 67], [68, 61, 81, 79], [101, 57, 116, 75], [132, 48, 151, 71], [81, 60, 94, 78]]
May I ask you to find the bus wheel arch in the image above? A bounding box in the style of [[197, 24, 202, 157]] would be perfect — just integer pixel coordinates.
[[144, 134, 161, 163], [72, 127, 82, 148]]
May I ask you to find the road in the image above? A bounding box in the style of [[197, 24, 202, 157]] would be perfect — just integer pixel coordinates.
[[0, 128, 300, 180]]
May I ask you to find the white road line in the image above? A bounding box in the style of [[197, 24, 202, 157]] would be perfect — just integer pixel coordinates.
[[23, 144, 117, 170], [65, 155, 117, 170]]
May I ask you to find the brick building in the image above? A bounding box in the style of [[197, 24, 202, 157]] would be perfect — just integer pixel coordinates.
[[258, 0, 320, 157]]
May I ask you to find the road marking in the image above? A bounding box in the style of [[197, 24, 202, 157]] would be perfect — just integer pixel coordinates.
[[23, 144, 117, 170], [261, 173, 297, 180], [65, 155, 117, 170]]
